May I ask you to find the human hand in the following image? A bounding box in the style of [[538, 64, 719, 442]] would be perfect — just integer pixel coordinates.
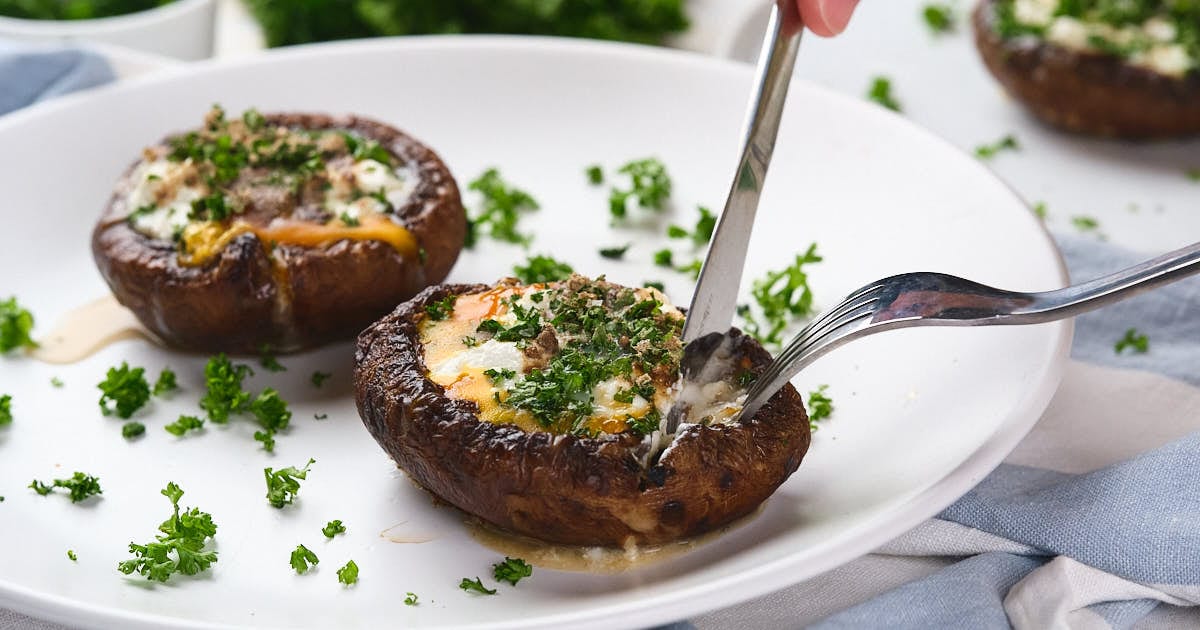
[[788, 0, 861, 37]]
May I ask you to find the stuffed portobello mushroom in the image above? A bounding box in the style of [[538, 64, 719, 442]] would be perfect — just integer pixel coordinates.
[[974, 0, 1200, 138], [355, 275, 810, 547], [92, 106, 466, 353]]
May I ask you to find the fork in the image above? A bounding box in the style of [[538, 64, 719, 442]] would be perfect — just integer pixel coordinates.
[[739, 240, 1200, 419]]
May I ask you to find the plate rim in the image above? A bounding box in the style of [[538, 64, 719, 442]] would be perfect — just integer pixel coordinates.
[[0, 34, 1072, 630]]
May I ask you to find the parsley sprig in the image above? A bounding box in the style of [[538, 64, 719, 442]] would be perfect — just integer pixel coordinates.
[[737, 244, 823, 347], [922, 4, 955, 33], [29, 472, 102, 503], [264, 458, 315, 508], [290, 544, 320, 574], [609, 157, 672, 218], [98, 362, 151, 419], [806, 385, 834, 432], [459, 577, 497, 595], [975, 134, 1020, 159], [118, 482, 218, 582], [512, 255, 574, 284], [0, 394, 11, 426], [1115, 328, 1149, 354], [867, 77, 902, 112], [492, 556, 533, 585], [465, 168, 540, 247], [0, 296, 37, 353], [322, 519, 347, 538], [337, 559, 359, 585]]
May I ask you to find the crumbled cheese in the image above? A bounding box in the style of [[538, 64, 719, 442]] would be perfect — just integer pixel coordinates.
[[1132, 44, 1192, 77], [1046, 17, 1092, 50], [1014, 0, 1056, 27], [125, 158, 207, 241], [324, 159, 417, 221]]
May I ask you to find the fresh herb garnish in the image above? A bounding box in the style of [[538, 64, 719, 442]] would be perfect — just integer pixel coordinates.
[[465, 168, 539, 247], [165, 415, 204, 436], [200, 354, 253, 423], [1071, 215, 1101, 233], [806, 384, 834, 431], [653, 249, 674, 267], [322, 519, 347, 539], [98, 362, 151, 419], [922, 4, 955, 33], [152, 368, 177, 396], [644, 281, 666, 293], [867, 77, 902, 112], [513, 255, 574, 284], [586, 164, 604, 185], [337, 559, 359, 585], [738, 244, 823, 347], [0, 297, 36, 353], [339, 212, 361, 227], [259, 344, 286, 373], [118, 482, 218, 582], [492, 556, 533, 586], [609, 157, 672, 218], [0, 394, 10, 426], [1115, 328, 1149, 354], [29, 472, 102, 503], [68, 550, 77, 562], [50, 377, 64, 388], [462, 336, 480, 347], [459, 577, 497, 595], [311, 371, 332, 388], [624, 410, 661, 437], [975, 134, 1020, 159], [290, 544, 320, 574], [122, 422, 146, 439], [425, 295, 458, 321], [250, 388, 292, 453], [599, 244, 631, 260], [1033, 202, 1048, 219], [484, 368, 517, 383], [668, 205, 716, 247], [404, 592, 418, 606], [264, 458, 314, 508]]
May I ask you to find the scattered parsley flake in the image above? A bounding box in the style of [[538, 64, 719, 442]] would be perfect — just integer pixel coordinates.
[[867, 77, 902, 112], [0, 296, 37, 353], [322, 519, 347, 538], [258, 344, 286, 373], [264, 458, 314, 508], [98, 362, 151, 419], [118, 482, 218, 582], [643, 281, 666, 293], [922, 4, 955, 33], [586, 164, 604, 185], [314, 413, 328, 420], [404, 592, 418, 606], [250, 388, 292, 453], [653, 249, 674, 267], [425, 295, 458, 321], [975, 134, 1020, 159], [311, 371, 332, 388], [1115, 328, 1149, 354], [50, 377, 64, 388], [738, 243, 823, 347], [599, 244, 631, 260], [122, 421, 146, 439], [339, 212, 361, 227], [290, 544, 320, 574], [1033, 202, 1048, 219], [29, 472, 102, 503], [337, 559, 359, 585], [0, 394, 11, 426], [68, 550, 77, 562], [668, 206, 717, 247], [492, 556, 533, 585], [1071, 215, 1101, 233], [513, 255, 574, 284], [459, 577, 497, 595], [153, 368, 178, 396], [465, 168, 539, 248], [200, 354, 253, 423], [806, 385, 834, 432], [164, 415, 204, 437], [609, 157, 672, 218]]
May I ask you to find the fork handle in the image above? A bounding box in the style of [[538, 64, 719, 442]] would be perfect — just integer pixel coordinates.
[[1014, 240, 1200, 323]]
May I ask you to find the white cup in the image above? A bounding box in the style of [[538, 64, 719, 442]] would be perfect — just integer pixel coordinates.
[[0, 0, 216, 61]]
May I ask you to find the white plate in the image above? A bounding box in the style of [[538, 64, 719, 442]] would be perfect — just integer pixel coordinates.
[[0, 38, 1069, 629]]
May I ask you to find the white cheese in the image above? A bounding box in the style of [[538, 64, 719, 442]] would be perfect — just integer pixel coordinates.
[[430, 339, 525, 382], [1046, 16, 1092, 50], [324, 159, 417, 221], [1014, 0, 1056, 27], [1132, 44, 1192, 78], [125, 158, 207, 241]]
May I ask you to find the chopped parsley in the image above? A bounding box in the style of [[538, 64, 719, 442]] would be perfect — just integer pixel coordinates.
[[337, 559, 359, 585], [1115, 328, 1150, 354], [50, 377, 64, 388], [1071, 215, 1101, 233], [1033, 202, 1048, 219], [405, 592, 419, 606], [476, 297, 544, 344], [339, 212, 361, 227], [0, 297, 36, 353], [586, 164, 604, 185], [484, 368, 516, 383], [922, 4, 955, 33], [290, 544, 320, 574], [459, 577, 497, 595], [806, 385, 834, 432], [264, 458, 314, 508], [513, 255, 574, 284], [462, 336, 480, 347], [122, 421, 146, 439], [668, 205, 717, 247], [609, 157, 672, 218], [0, 394, 11, 426], [152, 368, 178, 396], [200, 354, 253, 423], [322, 519, 347, 538], [259, 344, 287, 372], [738, 244, 823, 347], [425, 295, 458, 321], [311, 371, 332, 388], [68, 550, 77, 562], [250, 388, 293, 453], [975, 134, 1020, 159], [29, 472, 102, 503], [625, 410, 661, 437], [599, 244, 631, 260], [644, 281, 666, 293], [118, 482, 218, 582], [98, 362, 151, 419], [867, 77, 902, 112], [492, 556, 533, 586], [164, 415, 205, 436], [465, 168, 540, 247]]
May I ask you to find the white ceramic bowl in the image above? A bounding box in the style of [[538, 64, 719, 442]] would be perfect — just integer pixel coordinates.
[[0, 0, 215, 60]]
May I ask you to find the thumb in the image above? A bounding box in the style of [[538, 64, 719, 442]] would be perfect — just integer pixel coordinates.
[[797, 0, 861, 37]]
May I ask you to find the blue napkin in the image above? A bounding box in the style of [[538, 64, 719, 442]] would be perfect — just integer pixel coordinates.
[[806, 234, 1200, 628], [0, 42, 115, 116]]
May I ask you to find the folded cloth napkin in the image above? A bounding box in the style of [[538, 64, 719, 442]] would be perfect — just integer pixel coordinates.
[[0, 41, 115, 116], [683, 234, 1200, 629]]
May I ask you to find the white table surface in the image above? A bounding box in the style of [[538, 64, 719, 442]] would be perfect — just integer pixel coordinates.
[[7, 0, 1200, 628]]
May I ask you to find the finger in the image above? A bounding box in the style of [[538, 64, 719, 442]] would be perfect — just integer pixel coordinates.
[[796, 0, 861, 37]]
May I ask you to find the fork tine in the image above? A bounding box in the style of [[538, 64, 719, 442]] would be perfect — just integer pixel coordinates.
[[769, 286, 883, 367]]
